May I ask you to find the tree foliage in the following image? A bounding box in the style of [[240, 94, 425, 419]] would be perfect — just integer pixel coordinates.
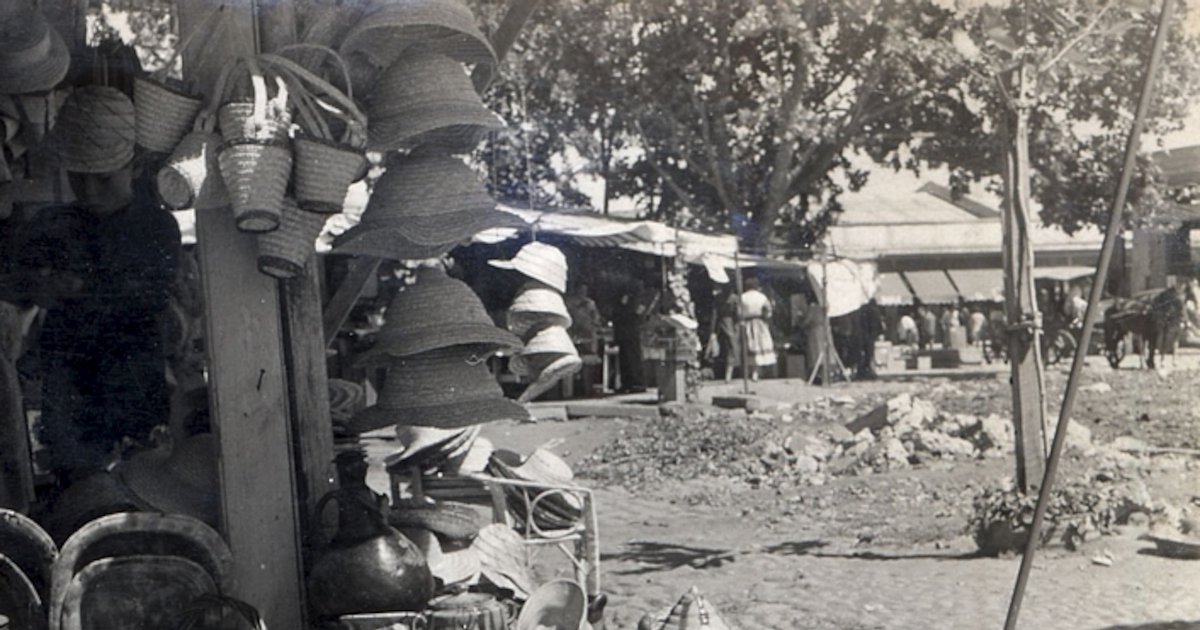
[[474, 0, 1200, 251]]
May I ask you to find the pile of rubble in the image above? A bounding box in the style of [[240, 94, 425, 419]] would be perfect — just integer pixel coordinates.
[[581, 387, 1190, 493]]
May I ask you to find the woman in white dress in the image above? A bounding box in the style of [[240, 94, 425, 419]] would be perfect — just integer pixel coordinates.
[[739, 276, 776, 381]]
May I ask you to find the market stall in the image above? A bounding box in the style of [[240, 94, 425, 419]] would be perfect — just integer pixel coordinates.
[[0, 0, 620, 628]]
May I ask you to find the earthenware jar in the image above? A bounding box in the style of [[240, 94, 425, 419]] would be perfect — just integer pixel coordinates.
[[307, 450, 433, 618]]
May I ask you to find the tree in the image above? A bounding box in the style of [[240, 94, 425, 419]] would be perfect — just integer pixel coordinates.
[[476, 0, 1200, 253]]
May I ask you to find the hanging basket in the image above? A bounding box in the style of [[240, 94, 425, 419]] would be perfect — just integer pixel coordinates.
[[156, 121, 222, 210], [218, 100, 293, 142], [257, 197, 327, 279], [134, 77, 204, 153], [216, 138, 292, 233], [292, 136, 366, 214], [131, 6, 223, 153]]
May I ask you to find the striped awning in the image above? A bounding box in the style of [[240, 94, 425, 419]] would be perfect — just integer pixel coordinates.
[[947, 268, 1004, 302], [876, 272, 913, 305], [902, 270, 959, 304]]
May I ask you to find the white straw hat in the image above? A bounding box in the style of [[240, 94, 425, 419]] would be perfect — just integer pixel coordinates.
[[489, 242, 568, 293]]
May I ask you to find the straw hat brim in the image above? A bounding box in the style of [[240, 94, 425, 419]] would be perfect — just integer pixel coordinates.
[[355, 328, 521, 366], [346, 395, 530, 434], [332, 223, 463, 261], [488, 256, 567, 293], [515, 580, 590, 630], [385, 425, 475, 471], [367, 105, 504, 153], [389, 501, 481, 542], [517, 354, 583, 404], [402, 208, 527, 245], [340, 6, 497, 70], [470, 523, 534, 600], [0, 20, 69, 95]]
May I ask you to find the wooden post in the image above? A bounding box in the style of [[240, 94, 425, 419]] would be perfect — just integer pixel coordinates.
[[180, 1, 306, 626], [999, 63, 1047, 492]]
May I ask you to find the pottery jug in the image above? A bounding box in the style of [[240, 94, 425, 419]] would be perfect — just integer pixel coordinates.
[[307, 450, 434, 618]]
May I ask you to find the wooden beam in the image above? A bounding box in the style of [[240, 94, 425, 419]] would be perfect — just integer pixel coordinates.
[[182, 2, 306, 626], [280, 262, 336, 551], [322, 256, 381, 347]]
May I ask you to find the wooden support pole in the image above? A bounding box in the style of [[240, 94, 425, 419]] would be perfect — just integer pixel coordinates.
[[181, 1, 306, 626]]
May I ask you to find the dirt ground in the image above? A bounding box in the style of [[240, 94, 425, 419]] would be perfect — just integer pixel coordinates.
[[473, 354, 1200, 630]]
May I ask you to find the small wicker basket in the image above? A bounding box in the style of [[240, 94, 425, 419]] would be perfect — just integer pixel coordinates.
[[256, 198, 328, 279], [216, 138, 292, 233], [292, 136, 366, 214]]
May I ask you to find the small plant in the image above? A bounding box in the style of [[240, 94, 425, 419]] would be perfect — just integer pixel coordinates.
[[968, 479, 1143, 555]]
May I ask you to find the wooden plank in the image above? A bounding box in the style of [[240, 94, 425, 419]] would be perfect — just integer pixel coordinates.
[[182, 2, 306, 627], [195, 204, 305, 630], [564, 402, 660, 420], [281, 261, 336, 546], [322, 256, 380, 347]]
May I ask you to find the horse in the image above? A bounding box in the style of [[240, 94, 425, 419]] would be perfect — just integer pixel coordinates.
[[1103, 284, 1187, 369]]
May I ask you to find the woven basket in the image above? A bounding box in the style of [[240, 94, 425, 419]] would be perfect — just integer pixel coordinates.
[[134, 77, 204, 153], [218, 100, 292, 142], [156, 129, 222, 209], [216, 138, 292, 232], [293, 136, 366, 214], [257, 198, 327, 278]]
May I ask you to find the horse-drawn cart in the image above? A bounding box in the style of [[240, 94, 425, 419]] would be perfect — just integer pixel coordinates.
[[1102, 286, 1186, 369]]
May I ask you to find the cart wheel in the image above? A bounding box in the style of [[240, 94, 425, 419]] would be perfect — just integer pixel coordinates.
[[1045, 330, 1076, 366]]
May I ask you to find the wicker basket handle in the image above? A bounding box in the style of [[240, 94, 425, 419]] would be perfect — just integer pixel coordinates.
[[259, 51, 366, 135], [151, 4, 228, 83]]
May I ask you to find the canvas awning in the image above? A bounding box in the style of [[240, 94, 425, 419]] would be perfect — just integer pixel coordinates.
[[947, 268, 1004, 302], [902, 270, 958, 304], [876, 272, 912, 305], [1033, 266, 1094, 283]]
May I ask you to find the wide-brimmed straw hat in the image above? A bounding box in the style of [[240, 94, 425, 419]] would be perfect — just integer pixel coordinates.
[[489, 242, 568, 293], [470, 523, 535, 600], [366, 50, 505, 153], [385, 424, 480, 474], [515, 579, 592, 630], [331, 224, 466, 261], [522, 325, 579, 358], [508, 284, 572, 337], [340, 0, 496, 85], [116, 433, 221, 529], [0, 6, 70, 95], [389, 500, 481, 543], [518, 353, 583, 404], [47, 86, 136, 173], [346, 346, 531, 433], [366, 153, 525, 244], [354, 265, 522, 365]]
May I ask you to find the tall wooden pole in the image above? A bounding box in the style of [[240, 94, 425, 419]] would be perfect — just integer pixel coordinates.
[[999, 61, 1047, 493], [1005, 1, 1176, 626]]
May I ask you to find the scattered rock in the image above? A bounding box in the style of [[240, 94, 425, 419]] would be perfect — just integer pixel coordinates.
[[1081, 382, 1113, 394], [911, 430, 976, 458]]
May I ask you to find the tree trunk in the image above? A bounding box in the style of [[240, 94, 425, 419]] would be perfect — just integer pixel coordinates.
[[999, 64, 1047, 493]]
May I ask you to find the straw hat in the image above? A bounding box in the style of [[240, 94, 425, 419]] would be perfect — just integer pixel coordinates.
[[522, 325, 579, 358], [389, 500, 481, 543], [331, 224, 466, 261], [346, 346, 531, 433], [365, 153, 525, 245], [385, 424, 479, 473], [366, 50, 505, 153], [508, 284, 572, 337], [116, 433, 221, 529], [48, 86, 136, 173], [340, 0, 496, 83], [0, 5, 70, 95], [395, 528, 481, 589], [470, 523, 535, 600], [517, 353, 583, 404], [354, 265, 522, 364], [489, 242, 569, 293], [515, 580, 592, 630], [641, 586, 731, 630]]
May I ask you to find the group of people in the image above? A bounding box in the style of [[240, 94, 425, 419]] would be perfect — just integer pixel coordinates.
[[712, 276, 778, 382]]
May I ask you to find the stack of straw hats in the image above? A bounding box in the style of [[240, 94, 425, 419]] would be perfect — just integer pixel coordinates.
[[0, 4, 70, 96], [346, 263, 530, 437], [491, 243, 582, 403]]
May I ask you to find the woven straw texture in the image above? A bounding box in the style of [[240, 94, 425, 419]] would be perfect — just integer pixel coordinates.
[[0, 6, 70, 95], [331, 224, 459, 261], [522, 325, 579, 357], [357, 152, 523, 245], [257, 198, 327, 279], [48, 86, 135, 173], [489, 242, 569, 293], [366, 50, 504, 153], [346, 347, 529, 433], [116, 433, 221, 529], [340, 0, 495, 73], [217, 139, 292, 233], [292, 136, 367, 214], [218, 100, 292, 142], [507, 285, 572, 337], [156, 130, 221, 210], [354, 265, 521, 364], [133, 77, 204, 153]]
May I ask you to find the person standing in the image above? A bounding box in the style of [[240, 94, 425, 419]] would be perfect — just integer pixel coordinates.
[[717, 286, 742, 382], [10, 86, 181, 488], [738, 276, 776, 381], [565, 282, 603, 396], [917, 301, 936, 351], [611, 281, 650, 393]]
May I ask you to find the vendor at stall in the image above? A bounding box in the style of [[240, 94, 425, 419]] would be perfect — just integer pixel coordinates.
[[7, 86, 181, 489]]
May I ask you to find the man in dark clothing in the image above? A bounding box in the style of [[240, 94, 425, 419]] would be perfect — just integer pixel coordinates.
[[10, 86, 181, 485]]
